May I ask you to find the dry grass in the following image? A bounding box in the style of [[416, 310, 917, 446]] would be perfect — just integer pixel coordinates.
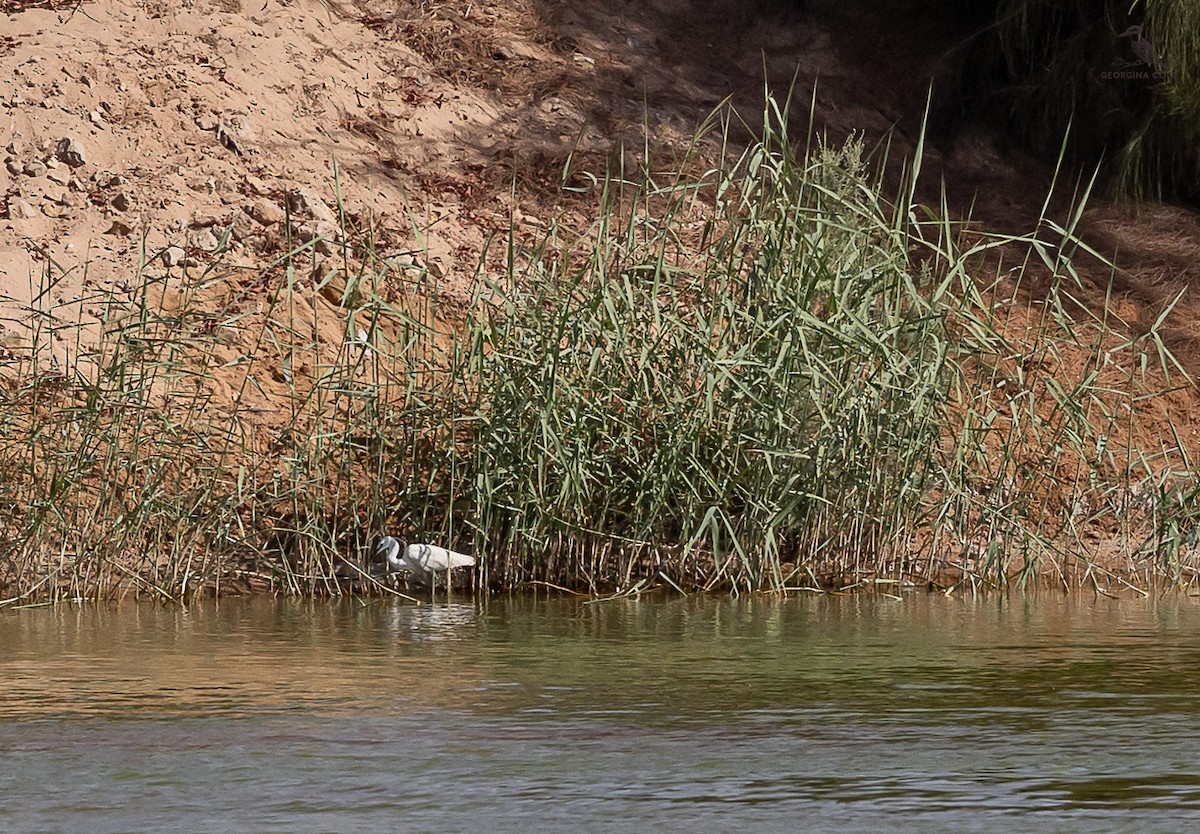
[[1, 97, 1198, 605]]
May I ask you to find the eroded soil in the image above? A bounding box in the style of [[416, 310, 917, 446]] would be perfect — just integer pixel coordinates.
[[2, 0, 1199, 579]]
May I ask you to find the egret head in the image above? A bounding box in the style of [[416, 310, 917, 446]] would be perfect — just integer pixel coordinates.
[[1119, 25, 1143, 38], [373, 535, 408, 572]]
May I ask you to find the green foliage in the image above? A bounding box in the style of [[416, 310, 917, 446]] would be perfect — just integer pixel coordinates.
[[458, 134, 951, 589], [0, 96, 1194, 603]]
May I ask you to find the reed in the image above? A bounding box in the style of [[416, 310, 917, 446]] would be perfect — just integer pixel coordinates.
[[0, 96, 1193, 603]]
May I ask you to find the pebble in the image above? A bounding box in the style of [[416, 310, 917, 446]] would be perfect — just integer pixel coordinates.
[[55, 137, 87, 167], [215, 118, 254, 155], [106, 219, 135, 236], [286, 188, 337, 224], [22, 160, 47, 177], [93, 171, 125, 188], [109, 191, 131, 212], [190, 212, 223, 228], [319, 275, 349, 306], [8, 199, 37, 219], [187, 228, 220, 252], [291, 219, 340, 256], [161, 245, 187, 267], [230, 212, 258, 241], [246, 198, 284, 226], [241, 234, 269, 253], [244, 174, 273, 196], [4, 159, 20, 177], [47, 170, 70, 186]]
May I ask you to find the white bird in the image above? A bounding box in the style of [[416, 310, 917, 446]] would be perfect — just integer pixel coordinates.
[[374, 536, 475, 577]]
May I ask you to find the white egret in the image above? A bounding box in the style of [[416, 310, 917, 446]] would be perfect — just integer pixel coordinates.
[[374, 536, 475, 578]]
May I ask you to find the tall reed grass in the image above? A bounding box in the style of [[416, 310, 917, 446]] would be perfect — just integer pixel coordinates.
[[0, 98, 1194, 604]]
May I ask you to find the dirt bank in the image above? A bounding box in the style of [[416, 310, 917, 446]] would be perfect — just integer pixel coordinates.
[[2, 0, 1198, 598]]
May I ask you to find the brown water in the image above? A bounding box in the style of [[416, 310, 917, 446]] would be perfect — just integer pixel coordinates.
[[3, 593, 1200, 832]]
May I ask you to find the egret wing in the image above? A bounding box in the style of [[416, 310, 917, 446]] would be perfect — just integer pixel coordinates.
[[403, 543, 475, 572]]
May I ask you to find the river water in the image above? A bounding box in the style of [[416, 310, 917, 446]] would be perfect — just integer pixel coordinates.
[[2, 593, 1199, 832]]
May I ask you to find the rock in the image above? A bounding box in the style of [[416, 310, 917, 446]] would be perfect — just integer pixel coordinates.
[[88, 111, 105, 128], [4, 159, 20, 177], [22, 160, 47, 177], [399, 66, 431, 85], [214, 116, 256, 156], [7, 199, 37, 219], [319, 273, 350, 306], [40, 200, 69, 218], [291, 219, 340, 256], [109, 191, 131, 212], [106, 219, 135, 236], [230, 212, 257, 242], [187, 228, 220, 252], [241, 234, 269, 253], [47, 169, 70, 186], [196, 114, 219, 131], [246, 198, 284, 226], [55, 137, 86, 167], [244, 174, 273, 196], [190, 212, 223, 228], [161, 245, 187, 267], [293, 218, 335, 241], [52, 191, 84, 208], [493, 40, 542, 61], [286, 188, 337, 224], [188, 178, 216, 194]]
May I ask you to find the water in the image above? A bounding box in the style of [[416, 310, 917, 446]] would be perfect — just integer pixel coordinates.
[[3, 593, 1200, 832]]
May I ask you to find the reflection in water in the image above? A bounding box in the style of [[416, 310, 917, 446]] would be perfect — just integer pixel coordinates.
[[386, 601, 479, 642], [2, 594, 1200, 832]]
